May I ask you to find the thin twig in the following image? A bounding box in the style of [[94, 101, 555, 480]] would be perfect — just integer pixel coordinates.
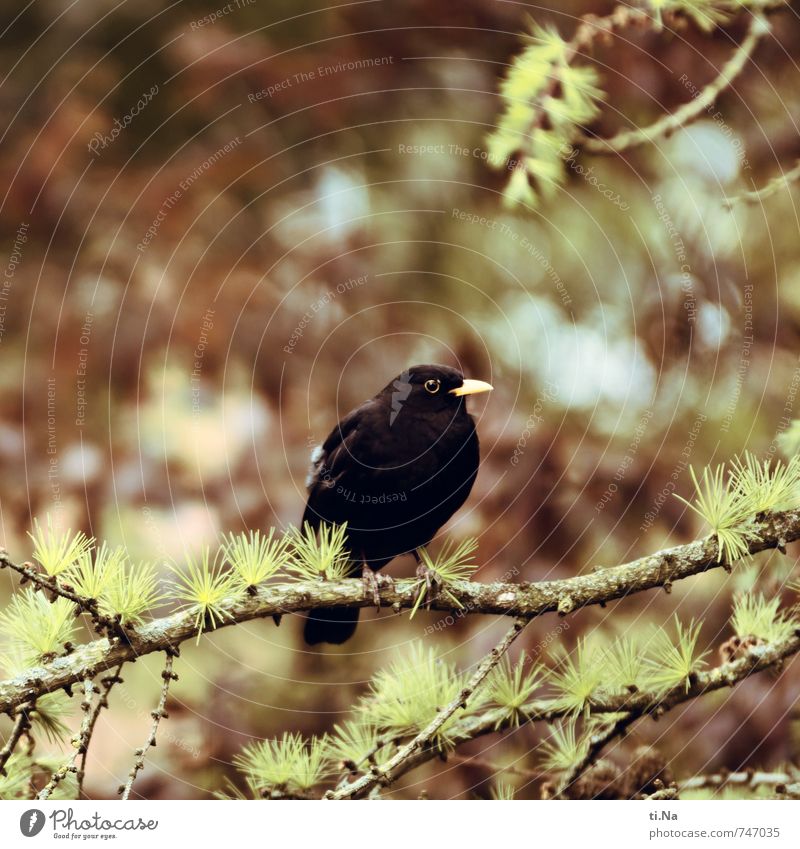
[[0, 701, 34, 776], [554, 712, 638, 797], [77, 663, 125, 797], [1, 506, 799, 715], [119, 652, 176, 800], [37, 679, 94, 800], [583, 15, 769, 155], [725, 159, 800, 207], [327, 617, 528, 799]]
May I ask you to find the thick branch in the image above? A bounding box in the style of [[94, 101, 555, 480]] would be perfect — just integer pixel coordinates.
[[1, 508, 799, 716]]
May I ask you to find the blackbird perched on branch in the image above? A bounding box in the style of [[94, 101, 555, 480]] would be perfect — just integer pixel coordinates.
[[302, 364, 492, 645]]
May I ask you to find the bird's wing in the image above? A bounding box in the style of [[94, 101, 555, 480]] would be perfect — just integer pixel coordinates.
[[302, 404, 366, 528]]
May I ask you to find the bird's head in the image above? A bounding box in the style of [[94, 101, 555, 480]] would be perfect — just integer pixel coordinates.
[[382, 363, 493, 424]]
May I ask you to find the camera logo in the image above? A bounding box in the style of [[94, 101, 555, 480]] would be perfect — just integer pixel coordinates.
[[19, 810, 46, 837]]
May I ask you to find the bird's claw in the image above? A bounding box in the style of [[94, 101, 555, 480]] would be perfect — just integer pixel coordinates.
[[362, 564, 393, 610], [415, 563, 440, 609]]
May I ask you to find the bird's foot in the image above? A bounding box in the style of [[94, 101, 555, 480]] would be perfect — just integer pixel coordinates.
[[415, 562, 440, 609], [362, 564, 392, 610]]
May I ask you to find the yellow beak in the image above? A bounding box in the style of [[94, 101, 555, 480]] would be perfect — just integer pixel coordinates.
[[450, 379, 494, 397]]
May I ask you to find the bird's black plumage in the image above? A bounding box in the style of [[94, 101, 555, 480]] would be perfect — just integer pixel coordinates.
[[301, 364, 492, 645]]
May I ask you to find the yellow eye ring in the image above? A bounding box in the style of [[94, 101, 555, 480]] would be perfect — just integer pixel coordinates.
[[424, 378, 441, 394]]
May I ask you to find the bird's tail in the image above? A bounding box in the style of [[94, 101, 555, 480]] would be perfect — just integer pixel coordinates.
[[304, 606, 360, 645]]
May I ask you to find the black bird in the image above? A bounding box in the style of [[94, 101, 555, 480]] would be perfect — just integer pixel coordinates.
[[302, 363, 492, 645]]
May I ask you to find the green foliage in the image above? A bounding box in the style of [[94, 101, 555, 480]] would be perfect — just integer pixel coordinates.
[[730, 452, 800, 514], [539, 718, 588, 774], [28, 516, 93, 578], [644, 616, 709, 694], [0, 753, 32, 799], [31, 693, 73, 744], [0, 589, 75, 661], [288, 522, 351, 582], [328, 719, 388, 769], [361, 642, 485, 749], [602, 636, 646, 691], [549, 638, 603, 716], [221, 528, 290, 591], [488, 654, 544, 728], [676, 453, 800, 564], [490, 781, 516, 800], [410, 537, 479, 618], [675, 464, 759, 563], [731, 592, 796, 643], [486, 23, 603, 208], [99, 557, 163, 626], [168, 547, 239, 641], [66, 542, 127, 601], [233, 732, 329, 795]]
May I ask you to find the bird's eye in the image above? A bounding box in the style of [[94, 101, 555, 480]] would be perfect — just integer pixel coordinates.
[[424, 378, 441, 394]]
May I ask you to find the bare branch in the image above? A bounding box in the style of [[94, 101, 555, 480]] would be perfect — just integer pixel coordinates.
[[119, 652, 176, 800], [1, 507, 799, 717], [38, 679, 94, 801], [77, 664, 125, 796], [0, 701, 33, 776]]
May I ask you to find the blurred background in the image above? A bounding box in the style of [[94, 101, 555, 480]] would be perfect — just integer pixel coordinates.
[[1, 0, 799, 799]]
